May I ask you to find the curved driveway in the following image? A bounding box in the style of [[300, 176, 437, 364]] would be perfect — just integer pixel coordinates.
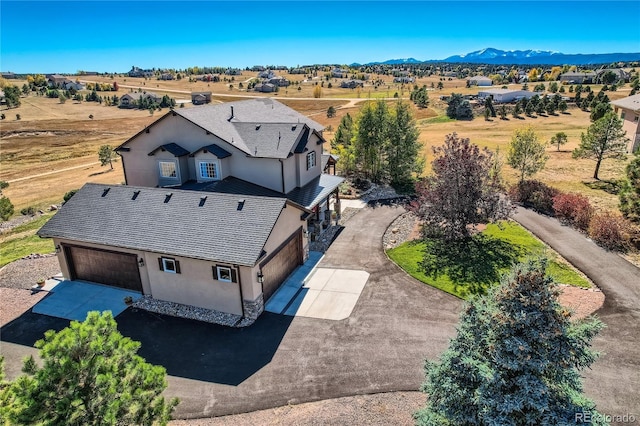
[[513, 207, 640, 417], [165, 205, 462, 418]]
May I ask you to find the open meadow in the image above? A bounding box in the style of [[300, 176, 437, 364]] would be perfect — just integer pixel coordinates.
[[1, 72, 636, 265]]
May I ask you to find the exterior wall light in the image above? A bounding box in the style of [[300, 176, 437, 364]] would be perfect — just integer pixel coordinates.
[[257, 272, 264, 284]]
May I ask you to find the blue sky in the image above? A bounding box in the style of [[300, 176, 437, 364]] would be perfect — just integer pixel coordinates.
[[1, 1, 639, 73]]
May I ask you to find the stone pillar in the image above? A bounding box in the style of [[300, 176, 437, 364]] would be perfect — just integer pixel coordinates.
[[242, 294, 264, 324]]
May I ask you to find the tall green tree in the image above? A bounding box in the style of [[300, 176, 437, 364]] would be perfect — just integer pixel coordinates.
[[619, 154, 640, 222], [573, 111, 629, 180], [415, 260, 606, 426], [410, 133, 511, 241], [0, 311, 178, 425], [353, 100, 389, 182], [445, 93, 464, 119], [507, 126, 548, 182], [331, 113, 356, 175], [386, 101, 423, 188]]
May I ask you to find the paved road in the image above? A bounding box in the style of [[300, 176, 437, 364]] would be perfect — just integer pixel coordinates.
[[513, 207, 640, 418]]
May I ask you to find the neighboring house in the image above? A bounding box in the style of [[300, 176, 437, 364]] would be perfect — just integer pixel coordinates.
[[289, 68, 308, 75], [611, 93, 640, 153], [559, 71, 597, 84], [393, 76, 414, 84], [39, 99, 344, 324], [62, 80, 85, 91], [225, 68, 243, 75], [268, 76, 290, 87], [258, 70, 276, 79], [477, 89, 536, 104], [254, 83, 276, 93], [191, 91, 212, 105], [160, 73, 174, 80], [119, 92, 160, 108], [128, 66, 154, 78], [331, 68, 349, 78], [1, 72, 17, 79], [46, 74, 68, 88], [468, 75, 493, 86], [596, 68, 630, 84], [340, 80, 363, 89]]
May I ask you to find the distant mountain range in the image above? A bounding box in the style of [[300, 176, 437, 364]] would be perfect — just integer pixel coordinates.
[[354, 48, 640, 66]]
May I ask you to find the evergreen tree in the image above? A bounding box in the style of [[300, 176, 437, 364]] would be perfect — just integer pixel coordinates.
[[550, 132, 568, 151], [386, 101, 423, 188], [354, 100, 389, 182], [416, 260, 606, 426], [446, 93, 464, 119], [0, 312, 178, 425], [573, 112, 629, 180], [619, 154, 640, 222], [484, 96, 496, 117]]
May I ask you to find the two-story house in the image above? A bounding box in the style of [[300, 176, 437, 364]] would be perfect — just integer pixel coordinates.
[[38, 99, 343, 324]]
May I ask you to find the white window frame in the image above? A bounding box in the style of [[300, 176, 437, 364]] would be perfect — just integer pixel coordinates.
[[158, 160, 178, 179], [217, 266, 232, 282], [162, 258, 177, 274], [198, 160, 220, 180], [306, 151, 316, 170]]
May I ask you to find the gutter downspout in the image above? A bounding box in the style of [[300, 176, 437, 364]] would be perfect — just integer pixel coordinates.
[[279, 159, 285, 193]]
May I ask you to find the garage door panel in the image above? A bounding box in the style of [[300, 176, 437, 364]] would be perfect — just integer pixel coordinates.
[[66, 245, 143, 292], [261, 230, 302, 302]]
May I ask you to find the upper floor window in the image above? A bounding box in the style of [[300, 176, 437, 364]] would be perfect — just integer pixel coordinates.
[[306, 151, 316, 170], [159, 161, 177, 178], [199, 161, 218, 180], [634, 115, 639, 123], [621, 111, 626, 120]]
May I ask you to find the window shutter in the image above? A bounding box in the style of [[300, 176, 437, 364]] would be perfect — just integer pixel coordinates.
[[230, 268, 238, 283], [175, 260, 181, 274], [158, 258, 164, 271], [212, 265, 218, 280]]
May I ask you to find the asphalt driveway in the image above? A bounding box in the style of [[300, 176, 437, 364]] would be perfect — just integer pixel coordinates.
[[1, 205, 462, 419], [513, 207, 640, 418]]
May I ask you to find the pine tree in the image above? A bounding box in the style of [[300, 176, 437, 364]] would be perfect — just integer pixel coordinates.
[[573, 112, 629, 180], [386, 101, 423, 188], [0, 312, 178, 425], [416, 260, 606, 426], [507, 126, 548, 182]]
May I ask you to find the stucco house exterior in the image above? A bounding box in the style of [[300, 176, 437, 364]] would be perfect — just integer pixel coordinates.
[[559, 71, 597, 84], [38, 98, 343, 324], [119, 92, 160, 108], [611, 93, 640, 153]]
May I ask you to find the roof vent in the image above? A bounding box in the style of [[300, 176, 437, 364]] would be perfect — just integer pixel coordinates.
[[237, 199, 245, 211], [132, 190, 140, 200], [228, 105, 234, 121], [292, 124, 297, 130], [101, 188, 110, 197], [254, 147, 258, 156], [256, 124, 261, 130], [164, 193, 173, 203], [199, 195, 207, 207]]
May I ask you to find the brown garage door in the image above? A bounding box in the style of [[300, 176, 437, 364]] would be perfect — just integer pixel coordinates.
[[65, 245, 143, 292], [260, 229, 303, 301]]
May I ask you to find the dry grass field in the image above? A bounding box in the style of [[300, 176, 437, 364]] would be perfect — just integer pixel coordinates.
[[1, 72, 635, 215]]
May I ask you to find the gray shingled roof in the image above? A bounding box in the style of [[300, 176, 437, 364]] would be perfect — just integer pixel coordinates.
[[179, 174, 344, 210], [174, 98, 324, 156], [148, 143, 190, 157], [38, 183, 293, 266], [194, 144, 232, 158], [611, 94, 640, 113], [233, 122, 306, 159]]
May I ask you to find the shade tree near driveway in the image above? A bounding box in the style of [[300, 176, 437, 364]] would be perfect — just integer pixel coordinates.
[[415, 260, 606, 426], [410, 133, 511, 242]]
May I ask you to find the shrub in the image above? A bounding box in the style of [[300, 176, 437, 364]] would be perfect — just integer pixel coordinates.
[[588, 211, 632, 251], [20, 206, 36, 216], [552, 193, 594, 231], [509, 180, 559, 215], [63, 189, 78, 204]]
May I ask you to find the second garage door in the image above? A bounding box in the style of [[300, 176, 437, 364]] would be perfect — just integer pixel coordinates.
[[260, 230, 303, 302], [65, 245, 143, 292]]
